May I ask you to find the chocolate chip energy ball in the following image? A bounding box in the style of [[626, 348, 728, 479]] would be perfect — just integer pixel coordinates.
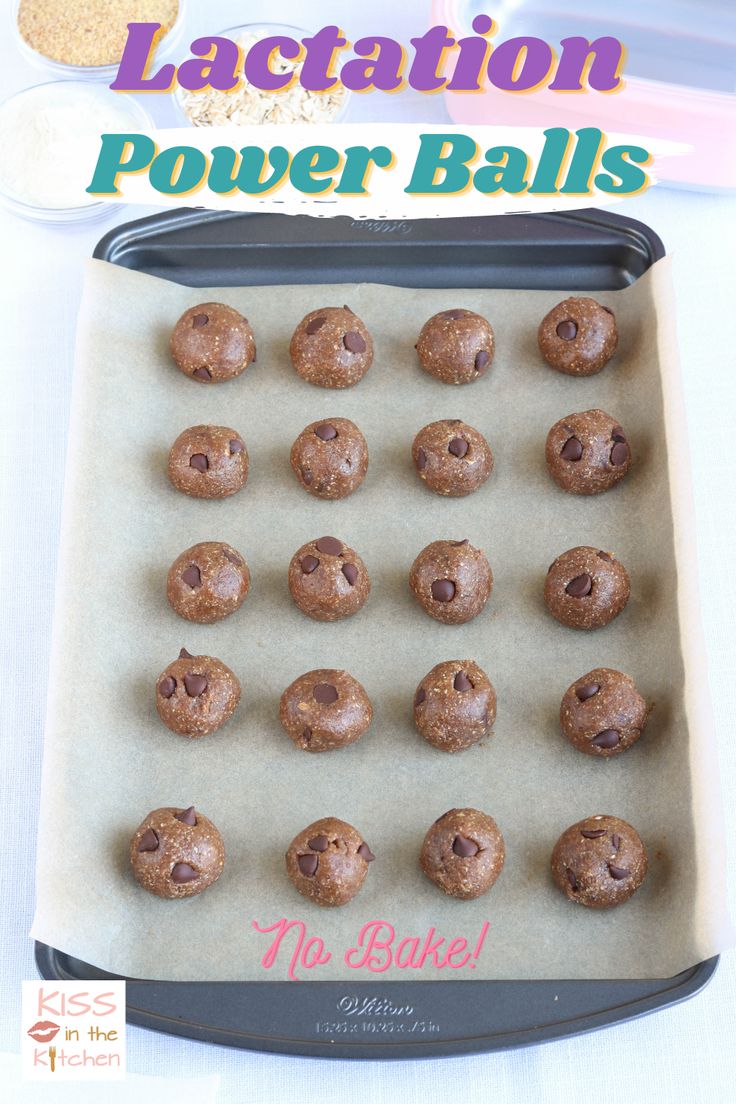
[[170, 303, 255, 383], [414, 661, 496, 753], [420, 808, 505, 900], [544, 547, 630, 630], [130, 806, 225, 900], [560, 668, 650, 757], [412, 419, 493, 497], [551, 815, 647, 909], [290, 418, 368, 499], [289, 306, 373, 388], [280, 669, 373, 752], [168, 425, 248, 499], [288, 536, 370, 621], [409, 539, 492, 624], [167, 541, 250, 623], [286, 817, 375, 907], [546, 410, 631, 495], [538, 297, 618, 377], [156, 648, 240, 737], [415, 309, 494, 385]]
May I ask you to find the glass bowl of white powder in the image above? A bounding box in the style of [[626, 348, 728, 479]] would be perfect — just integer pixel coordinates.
[[0, 80, 153, 223]]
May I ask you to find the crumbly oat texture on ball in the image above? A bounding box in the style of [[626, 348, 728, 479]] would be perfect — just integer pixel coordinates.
[[168, 425, 248, 499], [156, 648, 240, 738], [551, 814, 647, 908], [412, 419, 494, 497], [285, 816, 375, 906], [289, 306, 373, 388], [415, 309, 495, 385], [280, 669, 373, 752], [544, 546, 630, 630], [560, 668, 650, 756], [420, 808, 505, 899], [546, 409, 631, 495], [290, 417, 369, 499], [414, 660, 496, 752], [288, 536, 370, 621], [130, 805, 224, 900], [170, 302, 255, 383], [538, 297, 618, 377], [166, 541, 250, 623], [409, 539, 493, 624]]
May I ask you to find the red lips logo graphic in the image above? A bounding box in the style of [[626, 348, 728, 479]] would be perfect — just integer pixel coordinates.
[[27, 1020, 60, 1044]]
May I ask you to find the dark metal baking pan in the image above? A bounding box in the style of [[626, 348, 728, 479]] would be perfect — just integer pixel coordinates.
[[37, 207, 716, 1059]]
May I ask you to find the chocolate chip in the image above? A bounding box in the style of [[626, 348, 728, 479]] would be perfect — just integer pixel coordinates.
[[229, 438, 243, 454], [137, 828, 159, 852], [601, 305, 614, 316], [611, 426, 626, 441], [565, 573, 592, 597], [474, 349, 489, 373], [179, 648, 194, 659], [181, 564, 201, 589], [316, 536, 343, 556], [306, 316, 327, 335], [343, 331, 366, 353], [575, 682, 600, 701], [343, 304, 354, 313], [175, 806, 197, 826], [308, 835, 329, 852], [222, 548, 242, 566], [431, 579, 455, 602], [611, 833, 622, 851], [452, 834, 479, 857], [453, 671, 474, 692], [313, 683, 338, 705], [192, 367, 212, 381], [358, 842, 375, 862], [592, 729, 620, 749], [414, 687, 426, 706], [301, 468, 313, 485], [451, 539, 469, 546], [442, 309, 466, 320], [192, 313, 208, 327], [158, 676, 176, 698], [597, 550, 614, 561], [189, 453, 208, 473], [556, 320, 577, 340], [301, 555, 319, 574], [608, 864, 630, 880], [314, 423, 338, 441], [448, 437, 469, 458], [416, 447, 427, 471], [297, 853, 319, 877], [171, 862, 198, 883], [580, 828, 607, 839], [610, 441, 630, 466], [560, 437, 583, 461], [342, 563, 358, 586], [566, 868, 579, 890], [184, 673, 207, 697]]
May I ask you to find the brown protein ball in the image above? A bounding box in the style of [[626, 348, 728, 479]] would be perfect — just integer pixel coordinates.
[[544, 546, 630, 630], [420, 808, 505, 900], [288, 536, 370, 621], [409, 539, 492, 624], [412, 419, 494, 497], [130, 805, 225, 900], [414, 660, 496, 753], [546, 410, 631, 495], [538, 297, 618, 377], [285, 816, 375, 906], [415, 308, 495, 385], [551, 815, 648, 909], [167, 541, 250, 623], [279, 669, 373, 752], [156, 648, 240, 737], [170, 302, 255, 383], [560, 668, 650, 757], [289, 306, 373, 388], [290, 417, 369, 499], [168, 425, 249, 499]]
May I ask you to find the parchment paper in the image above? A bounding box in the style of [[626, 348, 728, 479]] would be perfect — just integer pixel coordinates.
[[31, 256, 734, 980]]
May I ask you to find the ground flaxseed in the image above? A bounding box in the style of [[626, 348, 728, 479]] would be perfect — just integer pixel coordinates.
[[17, 0, 179, 68]]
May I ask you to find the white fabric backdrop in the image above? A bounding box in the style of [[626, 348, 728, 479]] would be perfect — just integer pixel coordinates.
[[2, 2, 735, 1101]]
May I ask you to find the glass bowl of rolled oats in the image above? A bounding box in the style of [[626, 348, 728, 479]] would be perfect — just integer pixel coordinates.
[[174, 23, 350, 127]]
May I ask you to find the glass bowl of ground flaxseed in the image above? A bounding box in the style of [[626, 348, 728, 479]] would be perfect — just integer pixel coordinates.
[[13, 0, 186, 80]]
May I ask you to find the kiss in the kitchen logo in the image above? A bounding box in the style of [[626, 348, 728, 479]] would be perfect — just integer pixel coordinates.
[[21, 981, 126, 1081]]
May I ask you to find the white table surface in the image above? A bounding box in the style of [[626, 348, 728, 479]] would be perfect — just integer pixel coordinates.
[[2, 2, 735, 1101]]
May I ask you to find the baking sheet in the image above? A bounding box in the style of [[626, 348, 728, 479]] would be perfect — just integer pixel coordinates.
[[31, 257, 734, 981]]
